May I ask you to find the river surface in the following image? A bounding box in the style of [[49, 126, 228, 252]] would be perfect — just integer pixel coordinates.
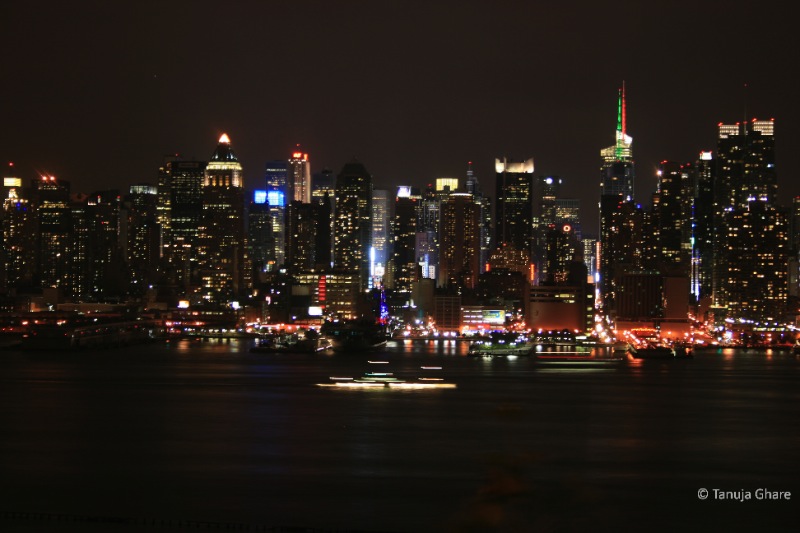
[[1, 339, 798, 532]]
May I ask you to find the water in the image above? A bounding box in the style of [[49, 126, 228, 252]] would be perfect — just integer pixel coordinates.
[[1, 339, 798, 532]]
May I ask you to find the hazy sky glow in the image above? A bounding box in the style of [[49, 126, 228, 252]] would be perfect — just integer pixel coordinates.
[[2, 1, 797, 232]]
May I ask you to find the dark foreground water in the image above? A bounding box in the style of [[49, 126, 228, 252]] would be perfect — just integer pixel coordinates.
[[1, 339, 798, 532]]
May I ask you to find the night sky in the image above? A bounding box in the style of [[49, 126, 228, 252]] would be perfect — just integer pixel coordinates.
[[2, 1, 797, 233]]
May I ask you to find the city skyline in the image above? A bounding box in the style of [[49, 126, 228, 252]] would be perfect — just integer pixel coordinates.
[[2, 1, 798, 233]]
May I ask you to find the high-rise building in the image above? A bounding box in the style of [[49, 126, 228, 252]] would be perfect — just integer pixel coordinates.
[[168, 160, 206, 289], [712, 119, 786, 321], [692, 151, 715, 301], [247, 190, 273, 278], [653, 161, 693, 276], [156, 155, 180, 258], [265, 160, 289, 268], [494, 157, 534, 256], [599, 85, 637, 314], [126, 184, 160, 296], [392, 186, 421, 294], [34, 176, 71, 293], [198, 134, 246, 303], [371, 189, 389, 287], [465, 162, 492, 274], [1, 166, 36, 292], [334, 159, 373, 292], [439, 193, 481, 290], [288, 148, 311, 204]]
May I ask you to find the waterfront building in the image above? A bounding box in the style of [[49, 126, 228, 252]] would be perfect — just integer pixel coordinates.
[[288, 148, 311, 204]]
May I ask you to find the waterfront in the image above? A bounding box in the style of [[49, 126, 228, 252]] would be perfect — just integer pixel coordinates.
[[1, 340, 798, 532]]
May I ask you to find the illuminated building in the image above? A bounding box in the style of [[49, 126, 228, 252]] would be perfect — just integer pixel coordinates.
[[333, 159, 373, 291], [1, 166, 36, 291], [418, 184, 440, 280], [391, 186, 421, 294], [439, 193, 481, 290], [692, 151, 715, 300], [84, 190, 124, 301], [126, 184, 160, 296], [494, 157, 534, 255], [371, 189, 389, 287], [34, 176, 71, 293], [293, 271, 361, 320], [599, 85, 638, 314], [247, 190, 273, 276], [286, 199, 331, 274], [288, 148, 311, 204], [712, 119, 785, 321], [466, 162, 492, 274], [168, 160, 205, 289], [156, 155, 180, 258], [197, 134, 247, 303], [544, 223, 581, 284], [652, 161, 693, 277], [265, 160, 289, 268]]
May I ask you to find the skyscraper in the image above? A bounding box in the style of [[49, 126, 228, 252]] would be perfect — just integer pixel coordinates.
[[334, 159, 373, 292], [265, 160, 289, 268], [392, 186, 420, 295], [494, 157, 534, 256], [599, 85, 638, 314], [288, 148, 311, 204], [371, 189, 389, 287], [197, 133, 246, 303], [439, 193, 481, 290], [712, 119, 786, 321], [168, 160, 206, 289]]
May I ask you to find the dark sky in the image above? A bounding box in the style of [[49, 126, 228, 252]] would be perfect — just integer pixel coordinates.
[[2, 1, 797, 233]]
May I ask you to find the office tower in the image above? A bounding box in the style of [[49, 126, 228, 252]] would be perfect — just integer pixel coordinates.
[[34, 176, 71, 292], [168, 160, 206, 288], [313, 192, 332, 270], [334, 159, 373, 292], [84, 190, 125, 301], [156, 155, 180, 258], [544, 223, 581, 284], [248, 190, 273, 276], [126, 184, 160, 296], [439, 193, 481, 290], [371, 189, 389, 287], [554, 198, 581, 240], [392, 186, 421, 294], [692, 152, 715, 300], [265, 160, 289, 268], [599, 85, 637, 314], [418, 184, 441, 280], [286, 201, 319, 274], [713, 119, 787, 321], [465, 162, 492, 274], [494, 157, 534, 256], [653, 161, 693, 276], [312, 168, 335, 201], [1, 167, 36, 291], [289, 148, 311, 204], [198, 133, 246, 303], [531, 175, 563, 282]]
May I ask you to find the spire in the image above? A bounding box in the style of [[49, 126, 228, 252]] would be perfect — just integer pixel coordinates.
[[210, 133, 238, 162], [621, 81, 627, 137]]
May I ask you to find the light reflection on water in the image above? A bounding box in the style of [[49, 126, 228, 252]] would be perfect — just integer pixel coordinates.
[[0, 341, 798, 532]]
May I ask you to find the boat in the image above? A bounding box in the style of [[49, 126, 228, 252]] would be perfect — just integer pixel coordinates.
[[629, 344, 676, 359], [317, 364, 456, 389], [250, 329, 332, 354], [468, 332, 535, 356], [534, 353, 625, 365], [321, 319, 389, 353]]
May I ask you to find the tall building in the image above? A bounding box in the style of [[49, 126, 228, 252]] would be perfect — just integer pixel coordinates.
[[197, 134, 246, 303], [247, 190, 273, 277], [599, 85, 637, 315], [692, 151, 715, 301], [126, 184, 160, 297], [713, 119, 787, 321], [288, 148, 311, 204], [494, 157, 534, 256], [371, 189, 389, 287], [1, 167, 36, 291], [439, 193, 481, 290], [265, 160, 289, 268], [466, 162, 492, 274], [334, 159, 373, 292], [653, 161, 693, 276], [34, 176, 71, 293], [168, 160, 206, 289], [156, 155, 180, 258], [392, 186, 421, 295]]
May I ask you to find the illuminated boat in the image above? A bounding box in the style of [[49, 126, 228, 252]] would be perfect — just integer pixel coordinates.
[[250, 330, 332, 353], [322, 319, 389, 353], [468, 333, 535, 356], [629, 345, 676, 359]]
